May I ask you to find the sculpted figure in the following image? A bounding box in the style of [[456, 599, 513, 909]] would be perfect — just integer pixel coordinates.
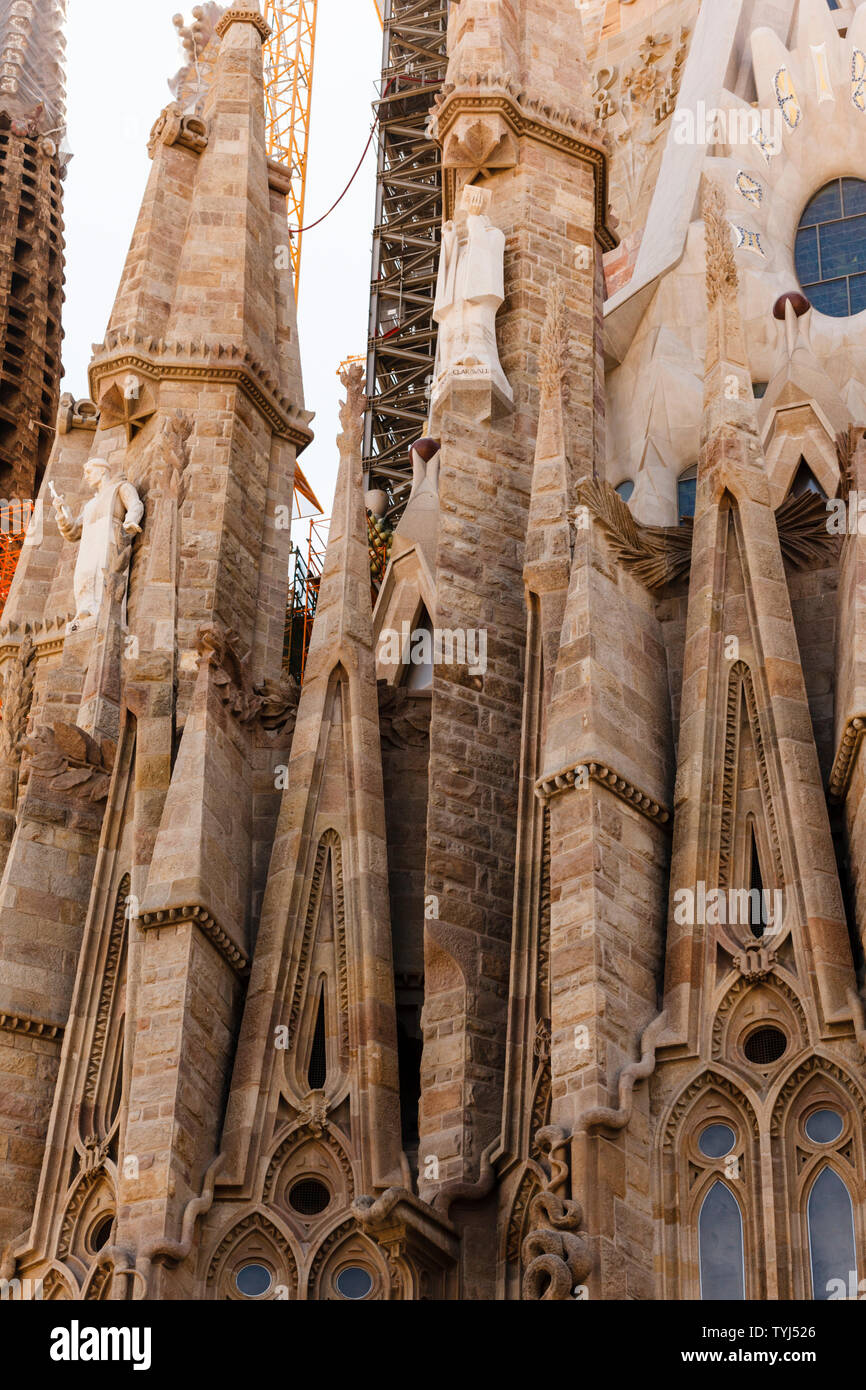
[[432, 184, 512, 403], [51, 459, 144, 629]]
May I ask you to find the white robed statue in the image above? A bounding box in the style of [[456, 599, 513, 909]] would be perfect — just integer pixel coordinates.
[[51, 459, 144, 630], [432, 184, 512, 404]]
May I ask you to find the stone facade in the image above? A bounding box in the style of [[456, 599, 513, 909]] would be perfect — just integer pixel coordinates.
[[2, 0, 866, 1303]]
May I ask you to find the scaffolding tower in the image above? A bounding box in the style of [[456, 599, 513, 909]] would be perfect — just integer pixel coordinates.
[[363, 0, 448, 517]]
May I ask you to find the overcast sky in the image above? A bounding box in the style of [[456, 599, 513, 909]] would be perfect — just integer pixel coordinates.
[[63, 0, 383, 523]]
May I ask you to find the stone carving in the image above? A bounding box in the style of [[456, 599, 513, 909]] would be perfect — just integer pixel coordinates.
[[133, 411, 193, 501], [579, 479, 838, 591], [196, 625, 299, 733], [286, 830, 348, 1057], [82, 875, 130, 1109], [718, 663, 784, 891], [24, 723, 116, 804], [96, 373, 158, 443], [377, 683, 431, 749], [520, 1128, 591, 1301], [432, 185, 512, 405], [147, 102, 209, 159], [0, 634, 35, 764], [535, 756, 671, 826], [704, 182, 738, 309], [338, 361, 366, 461], [169, 3, 224, 114], [57, 394, 99, 435], [50, 460, 144, 630], [829, 717, 866, 804]]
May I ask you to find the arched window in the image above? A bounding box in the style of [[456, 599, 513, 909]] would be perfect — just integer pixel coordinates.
[[699, 1181, 746, 1300], [795, 179, 866, 317], [615, 480, 634, 504], [677, 465, 697, 524], [807, 1168, 858, 1300]]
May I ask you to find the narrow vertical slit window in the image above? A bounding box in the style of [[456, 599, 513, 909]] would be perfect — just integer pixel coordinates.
[[307, 987, 328, 1091], [749, 823, 764, 939]]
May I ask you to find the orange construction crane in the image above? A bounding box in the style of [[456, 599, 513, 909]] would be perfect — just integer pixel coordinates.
[[262, 1, 319, 301]]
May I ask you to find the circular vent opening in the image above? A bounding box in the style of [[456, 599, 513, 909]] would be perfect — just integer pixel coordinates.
[[289, 1177, 331, 1216], [743, 1026, 787, 1066]]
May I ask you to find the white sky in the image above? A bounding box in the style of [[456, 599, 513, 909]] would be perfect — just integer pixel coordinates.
[[63, 0, 383, 523]]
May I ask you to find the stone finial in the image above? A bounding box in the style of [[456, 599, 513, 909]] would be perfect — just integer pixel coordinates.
[[337, 362, 366, 463], [215, 2, 272, 42], [703, 183, 738, 310]]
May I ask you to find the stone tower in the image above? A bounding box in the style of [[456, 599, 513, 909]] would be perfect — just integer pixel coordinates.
[[3, 0, 866, 1304], [0, 0, 67, 500]]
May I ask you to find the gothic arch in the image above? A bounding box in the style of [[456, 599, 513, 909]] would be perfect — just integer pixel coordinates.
[[719, 662, 784, 893], [285, 829, 350, 1097], [712, 973, 809, 1068], [306, 1215, 395, 1302], [657, 1068, 763, 1300], [502, 1161, 546, 1301], [204, 1208, 300, 1301], [769, 1055, 866, 1299], [263, 1121, 355, 1233], [57, 1168, 117, 1263]]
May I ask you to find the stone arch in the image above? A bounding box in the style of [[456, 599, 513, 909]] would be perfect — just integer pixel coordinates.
[[769, 1054, 866, 1299], [57, 1168, 116, 1264], [306, 1216, 395, 1302], [41, 1265, 76, 1301], [712, 973, 809, 1068], [205, 1209, 300, 1301], [502, 1161, 546, 1301], [657, 1067, 763, 1301], [263, 1122, 355, 1235], [285, 828, 350, 1098]]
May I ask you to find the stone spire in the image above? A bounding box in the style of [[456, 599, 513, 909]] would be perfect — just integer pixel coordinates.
[[220, 364, 404, 1196], [0, 0, 67, 133], [659, 183, 857, 1048]]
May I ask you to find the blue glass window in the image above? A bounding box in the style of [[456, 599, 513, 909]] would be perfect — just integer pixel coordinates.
[[678, 465, 697, 524], [699, 1182, 746, 1300], [808, 1168, 857, 1300], [796, 179, 866, 317], [615, 480, 634, 503]]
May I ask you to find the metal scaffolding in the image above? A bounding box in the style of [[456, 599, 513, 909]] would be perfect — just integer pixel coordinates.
[[262, 0, 319, 300], [363, 0, 448, 514]]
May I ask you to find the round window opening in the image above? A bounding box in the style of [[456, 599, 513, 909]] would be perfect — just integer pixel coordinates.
[[88, 1214, 114, 1253], [336, 1266, 374, 1300], [289, 1177, 331, 1216], [235, 1263, 273, 1298], [743, 1025, 788, 1066], [805, 1108, 844, 1145], [795, 178, 866, 317], [698, 1123, 736, 1159]]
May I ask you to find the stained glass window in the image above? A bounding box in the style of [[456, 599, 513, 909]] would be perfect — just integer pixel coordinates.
[[795, 179, 866, 317], [808, 1168, 857, 1300]]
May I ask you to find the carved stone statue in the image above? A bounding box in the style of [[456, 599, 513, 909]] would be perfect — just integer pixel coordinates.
[[432, 184, 512, 404], [51, 459, 144, 631]]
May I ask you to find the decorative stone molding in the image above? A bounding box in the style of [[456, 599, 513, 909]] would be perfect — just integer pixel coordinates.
[[0, 1010, 63, 1041], [139, 903, 249, 975], [215, 8, 272, 42], [83, 876, 130, 1105], [770, 1056, 866, 1137], [196, 625, 299, 733], [519, 1128, 591, 1302], [88, 337, 314, 451], [377, 683, 431, 749], [829, 717, 866, 804], [712, 973, 808, 1062], [663, 1069, 760, 1150], [286, 830, 348, 1054], [535, 758, 671, 826], [205, 1210, 297, 1294], [429, 77, 617, 250], [719, 663, 784, 889], [0, 614, 76, 666], [147, 102, 209, 159], [704, 183, 738, 310]]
